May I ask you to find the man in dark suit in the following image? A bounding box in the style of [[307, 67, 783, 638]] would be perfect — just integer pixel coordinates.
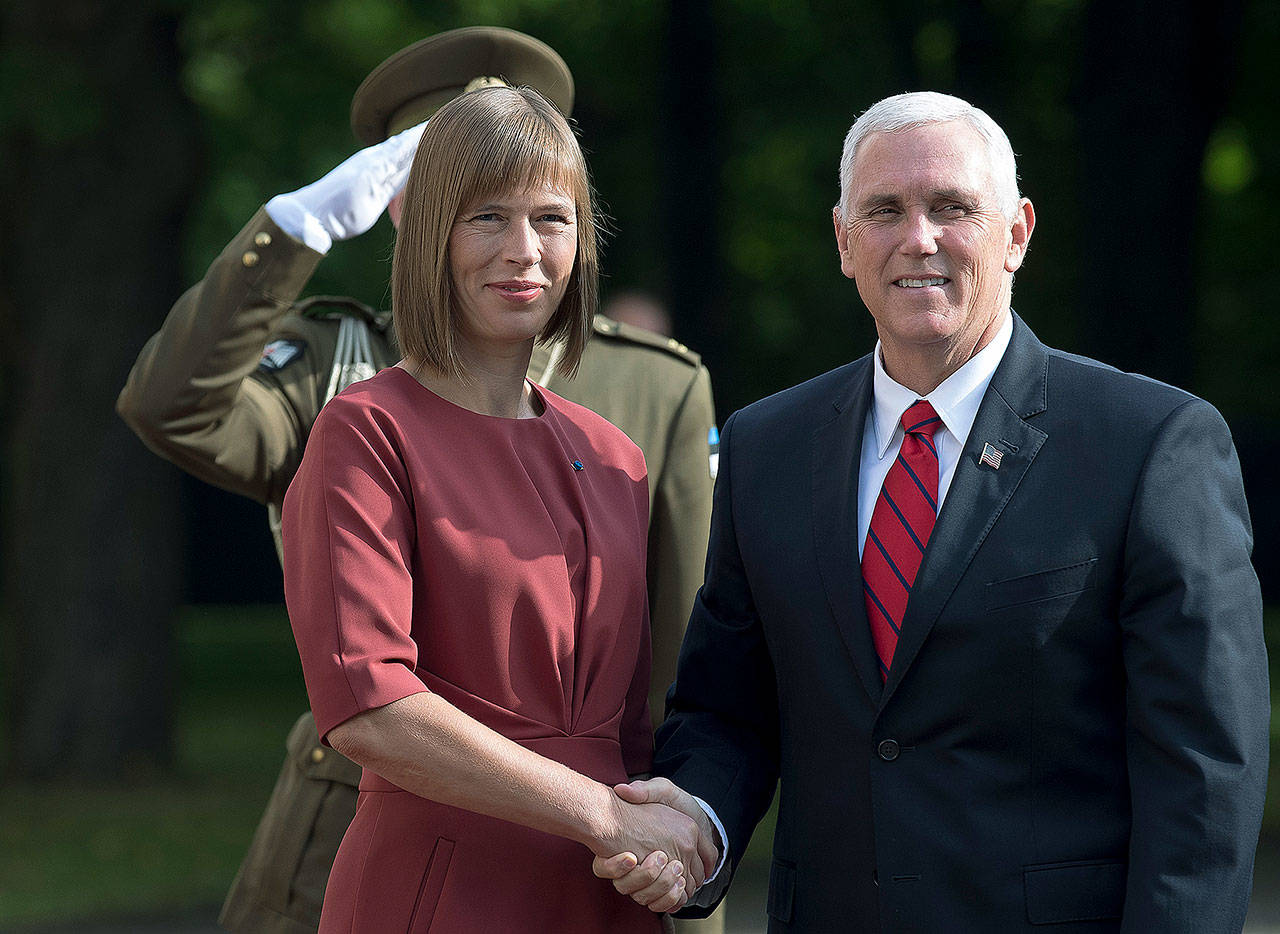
[[597, 91, 1269, 931]]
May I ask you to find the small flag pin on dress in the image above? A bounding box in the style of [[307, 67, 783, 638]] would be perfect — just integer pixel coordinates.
[[571, 460, 584, 471], [979, 443, 1004, 470]]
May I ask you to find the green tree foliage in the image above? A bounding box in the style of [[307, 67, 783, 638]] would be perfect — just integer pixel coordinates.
[[1197, 0, 1280, 425], [172, 0, 1276, 419], [3, 0, 1275, 778]]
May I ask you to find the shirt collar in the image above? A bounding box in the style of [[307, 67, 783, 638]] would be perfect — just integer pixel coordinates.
[[870, 312, 1014, 458]]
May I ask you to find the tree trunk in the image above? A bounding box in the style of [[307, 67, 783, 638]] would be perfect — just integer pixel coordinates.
[[0, 0, 196, 778], [660, 0, 728, 410], [1075, 0, 1244, 385]]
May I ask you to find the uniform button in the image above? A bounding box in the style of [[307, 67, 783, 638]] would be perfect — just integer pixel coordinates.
[[241, 250, 260, 267], [310, 747, 325, 763], [877, 739, 900, 761], [253, 231, 272, 248]]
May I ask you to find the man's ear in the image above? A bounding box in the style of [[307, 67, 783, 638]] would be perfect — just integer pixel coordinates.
[[834, 207, 856, 280], [1005, 198, 1035, 273]]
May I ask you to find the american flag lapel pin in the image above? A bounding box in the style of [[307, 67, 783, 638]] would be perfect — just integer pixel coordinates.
[[979, 442, 1004, 470]]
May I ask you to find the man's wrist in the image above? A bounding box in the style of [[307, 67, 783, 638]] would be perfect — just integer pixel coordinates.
[[690, 794, 729, 885]]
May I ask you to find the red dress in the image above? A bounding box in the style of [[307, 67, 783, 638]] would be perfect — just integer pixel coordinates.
[[283, 367, 660, 933]]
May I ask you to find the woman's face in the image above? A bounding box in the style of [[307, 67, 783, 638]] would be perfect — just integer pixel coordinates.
[[447, 182, 577, 355]]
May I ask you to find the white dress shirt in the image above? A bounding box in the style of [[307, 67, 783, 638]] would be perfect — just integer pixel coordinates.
[[858, 313, 1013, 555], [691, 313, 1014, 904]]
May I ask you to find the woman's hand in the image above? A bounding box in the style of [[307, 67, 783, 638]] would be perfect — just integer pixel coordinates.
[[588, 778, 721, 913], [594, 847, 691, 913]]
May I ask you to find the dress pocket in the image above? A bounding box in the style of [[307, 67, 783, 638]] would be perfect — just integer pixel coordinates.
[[407, 837, 456, 933], [985, 558, 1099, 611]]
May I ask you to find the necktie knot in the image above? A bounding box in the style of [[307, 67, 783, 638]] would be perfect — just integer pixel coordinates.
[[901, 400, 942, 439]]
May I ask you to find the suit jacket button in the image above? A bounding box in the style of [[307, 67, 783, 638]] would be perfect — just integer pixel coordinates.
[[877, 739, 900, 761]]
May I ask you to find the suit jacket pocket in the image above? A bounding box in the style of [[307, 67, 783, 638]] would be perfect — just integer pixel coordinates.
[[767, 857, 796, 923], [1023, 858, 1124, 925], [986, 558, 1099, 611]]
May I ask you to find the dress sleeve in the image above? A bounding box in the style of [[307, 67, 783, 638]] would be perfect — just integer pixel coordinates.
[[282, 396, 429, 743]]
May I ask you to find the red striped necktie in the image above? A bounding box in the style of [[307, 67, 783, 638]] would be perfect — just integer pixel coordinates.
[[862, 400, 943, 681]]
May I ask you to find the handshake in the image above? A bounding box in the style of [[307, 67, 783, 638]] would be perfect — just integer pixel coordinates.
[[589, 777, 722, 914]]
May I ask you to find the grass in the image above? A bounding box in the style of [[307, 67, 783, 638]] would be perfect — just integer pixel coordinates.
[[0, 605, 308, 927], [0, 606, 1276, 927]]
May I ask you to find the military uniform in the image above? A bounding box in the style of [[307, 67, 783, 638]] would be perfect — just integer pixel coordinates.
[[117, 208, 724, 933]]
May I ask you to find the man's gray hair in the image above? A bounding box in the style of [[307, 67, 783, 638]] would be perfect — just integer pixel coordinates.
[[835, 91, 1020, 221]]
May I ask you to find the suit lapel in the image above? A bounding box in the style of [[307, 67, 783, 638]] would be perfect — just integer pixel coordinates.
[[811, 358, 883, 702], [881, 314, 1051, 703]]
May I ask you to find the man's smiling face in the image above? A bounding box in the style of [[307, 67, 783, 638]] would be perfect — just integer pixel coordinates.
[[834, 120, 1032, 375]]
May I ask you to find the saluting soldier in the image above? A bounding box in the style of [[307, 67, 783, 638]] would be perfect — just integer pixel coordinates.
[[117, 26, 724, 934]]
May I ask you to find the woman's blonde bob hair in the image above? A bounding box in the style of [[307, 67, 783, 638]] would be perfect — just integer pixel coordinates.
[[391, 85, 598, 380]]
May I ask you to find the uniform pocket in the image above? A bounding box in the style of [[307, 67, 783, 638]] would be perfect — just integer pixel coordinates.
[[242, 712, 361, 923], [986, 559, 1099, 611], [767, 857, 796, 923], [407, 837, 456, 933], [1023, 857, 1124, 924]]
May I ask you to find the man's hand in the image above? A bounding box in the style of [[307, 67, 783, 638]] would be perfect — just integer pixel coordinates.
[[265, 120, 427, 252], [592, 778, 722, 913], [587, 779, 718, 913]]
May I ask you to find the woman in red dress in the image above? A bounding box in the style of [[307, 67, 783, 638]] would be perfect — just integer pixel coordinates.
[[282, 86, 716, 932]]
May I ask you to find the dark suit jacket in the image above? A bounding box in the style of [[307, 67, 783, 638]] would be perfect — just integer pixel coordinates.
[[656, 314, 1268, 932]]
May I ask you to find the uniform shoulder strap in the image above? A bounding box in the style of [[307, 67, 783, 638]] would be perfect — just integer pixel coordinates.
[[294, 295, 392, 333], [591, 314, 703, 366]]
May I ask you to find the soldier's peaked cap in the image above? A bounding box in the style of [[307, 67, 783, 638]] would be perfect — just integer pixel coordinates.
[[350, 26, 574, 145]]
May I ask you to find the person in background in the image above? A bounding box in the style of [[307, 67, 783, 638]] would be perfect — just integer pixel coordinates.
[[117, 25, 723, 934], [603, 290, 674, 337]]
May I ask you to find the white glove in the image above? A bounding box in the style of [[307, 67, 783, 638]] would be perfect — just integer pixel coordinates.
[[265, 120, 427, 254]]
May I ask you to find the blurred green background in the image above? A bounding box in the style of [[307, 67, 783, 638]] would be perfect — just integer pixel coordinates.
[[1, 0, 1276, 927]]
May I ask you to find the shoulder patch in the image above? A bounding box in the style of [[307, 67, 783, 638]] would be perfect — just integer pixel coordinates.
[[258, 339, 306, 372], [592, 315, 702, 366]]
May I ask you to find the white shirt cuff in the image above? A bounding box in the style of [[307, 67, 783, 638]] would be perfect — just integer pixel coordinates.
[[264, 194, 333, 255], [691, 794, 730, 903]]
